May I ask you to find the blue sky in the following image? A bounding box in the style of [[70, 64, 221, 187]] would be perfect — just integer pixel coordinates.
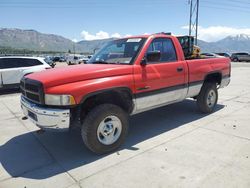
[[1, 0, 250, 42]]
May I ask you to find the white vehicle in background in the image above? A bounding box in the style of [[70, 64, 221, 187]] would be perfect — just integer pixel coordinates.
[[0, 56, 51, 89], [78, 55, 90, 64], [67, 55, 89, 65]]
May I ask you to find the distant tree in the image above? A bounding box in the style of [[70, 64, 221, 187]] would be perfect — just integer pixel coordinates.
[[68, 49, 71, 53]]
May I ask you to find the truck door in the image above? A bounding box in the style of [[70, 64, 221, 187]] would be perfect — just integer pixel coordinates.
[[133, 38, 187, 112]]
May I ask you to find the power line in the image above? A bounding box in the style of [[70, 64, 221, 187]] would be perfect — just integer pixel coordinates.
[[202, 0, 250, 10], [0, 1, 186, 8], [201, 5, 250, 14], [227, 0, 250, 5], [1, 0, 250, 15], [0, 0, 182, 6], [1, 0, 250, 11]]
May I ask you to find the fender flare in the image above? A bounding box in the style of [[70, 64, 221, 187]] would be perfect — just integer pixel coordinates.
[[80, 87, 134, 104], [203, 71, 223, 84]]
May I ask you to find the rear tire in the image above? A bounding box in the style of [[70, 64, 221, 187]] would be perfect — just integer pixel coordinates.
[[81, 104, 129, 154], [233, 58, 238, 62], [197, 82, 218, 113]]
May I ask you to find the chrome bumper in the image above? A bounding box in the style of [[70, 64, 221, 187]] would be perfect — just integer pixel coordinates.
[[21, 96, 70, 131]]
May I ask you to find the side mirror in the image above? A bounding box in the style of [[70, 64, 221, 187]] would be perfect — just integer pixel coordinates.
[[140, 57, 147, 66], [146, 51, 161, 62]]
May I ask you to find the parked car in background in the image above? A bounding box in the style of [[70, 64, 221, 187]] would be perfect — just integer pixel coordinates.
[[67, 55, 89, 65], [231, 52, 250, 62], [59, 56, 66, 62], [78, 55, 90, 64], [201, 53, 220, 58], [52, 56, 60, 62], [66, 55, 78, 65], [44, 56, 56, 68], [215, 53, 231, 58], [52, 56, 66, 62], [0, 56, 50, 89], [87, 55, 93, 59]]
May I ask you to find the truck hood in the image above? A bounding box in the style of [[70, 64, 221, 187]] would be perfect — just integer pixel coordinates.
[[27, 64, 133, 88]]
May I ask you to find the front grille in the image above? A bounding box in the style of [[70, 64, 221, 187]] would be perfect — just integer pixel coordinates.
[[26, 92, 40, 102], [20, 78, 44, 104], [25, 83, 39, 92]]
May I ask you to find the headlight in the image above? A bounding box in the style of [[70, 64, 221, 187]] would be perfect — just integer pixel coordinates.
[[45, 94, 76, 106]]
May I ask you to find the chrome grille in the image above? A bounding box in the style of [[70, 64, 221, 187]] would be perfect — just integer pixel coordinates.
[[20, 78, 44, 104]]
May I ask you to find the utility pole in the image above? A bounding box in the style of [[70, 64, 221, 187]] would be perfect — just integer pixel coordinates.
[[73, 43, 75, 55], [188, 0, 200, 45]]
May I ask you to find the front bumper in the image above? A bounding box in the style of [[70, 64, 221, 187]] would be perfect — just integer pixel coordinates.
[[21, 96, 70, 131]]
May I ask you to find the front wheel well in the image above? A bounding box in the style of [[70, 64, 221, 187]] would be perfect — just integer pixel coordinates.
[[79, 89, 134, 121]]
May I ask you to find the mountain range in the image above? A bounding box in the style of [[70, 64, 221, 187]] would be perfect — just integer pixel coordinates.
[[197, 34, 250, 53], [1, 28, 250, 54], [0, 28, 113, 54]]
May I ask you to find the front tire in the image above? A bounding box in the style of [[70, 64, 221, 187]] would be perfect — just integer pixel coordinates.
[[197, 82, 218, 113], [81, 104, 129, 154]]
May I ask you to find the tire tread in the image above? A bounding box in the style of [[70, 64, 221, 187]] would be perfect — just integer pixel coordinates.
[[197, 82, 218, 113]]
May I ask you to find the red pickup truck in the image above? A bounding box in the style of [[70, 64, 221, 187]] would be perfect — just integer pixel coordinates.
[[20, 33, 231, 154]]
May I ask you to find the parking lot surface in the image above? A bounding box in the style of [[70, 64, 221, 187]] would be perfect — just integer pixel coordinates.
[[0, 62, 250, 188]]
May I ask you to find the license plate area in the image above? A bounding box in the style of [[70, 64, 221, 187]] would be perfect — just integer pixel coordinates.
[[28, 110, 38, 121]]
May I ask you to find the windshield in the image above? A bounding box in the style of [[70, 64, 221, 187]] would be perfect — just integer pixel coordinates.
[[88, 38, 146, 65]]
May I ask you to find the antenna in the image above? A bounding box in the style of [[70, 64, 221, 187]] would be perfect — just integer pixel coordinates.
[[189, 0, 200, 45]]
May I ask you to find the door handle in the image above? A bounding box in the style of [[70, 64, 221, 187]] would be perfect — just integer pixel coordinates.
[[177, 67, 183, 72]]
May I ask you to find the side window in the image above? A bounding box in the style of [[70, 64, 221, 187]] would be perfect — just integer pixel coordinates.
[[20, 59, 43, 67], [22, 59, 43, 67], [0, 59, 3, 69], [0, 58, 43, 69], [0, 58, 19, 69], [14, 58, 26, 68], [147, 38, 177, 63], [29, 59, 43, 66]]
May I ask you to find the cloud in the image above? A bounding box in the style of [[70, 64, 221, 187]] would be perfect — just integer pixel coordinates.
[[81, 30, 125, 40], [124, 34, 132, 37], [181, 25, 250, 42], [72, 39, 78, 43], [111, 33, 121, 38], [80, 30, 109, 40]]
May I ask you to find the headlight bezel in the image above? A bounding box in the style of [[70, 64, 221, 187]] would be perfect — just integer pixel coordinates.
[[44, 94, 76, 106]]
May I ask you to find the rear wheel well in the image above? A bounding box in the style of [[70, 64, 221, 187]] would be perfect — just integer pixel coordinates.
[[204, 73, 222, 85], [79, 89, 134, 121]]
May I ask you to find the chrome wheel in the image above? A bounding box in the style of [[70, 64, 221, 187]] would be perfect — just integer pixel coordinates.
[[97, 116, 122, 145], [207, 90, 216, 108]]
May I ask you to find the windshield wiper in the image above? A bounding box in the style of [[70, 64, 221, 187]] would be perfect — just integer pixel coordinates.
[[91, 60, 112, 64], [90, 60, 128, 65]]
